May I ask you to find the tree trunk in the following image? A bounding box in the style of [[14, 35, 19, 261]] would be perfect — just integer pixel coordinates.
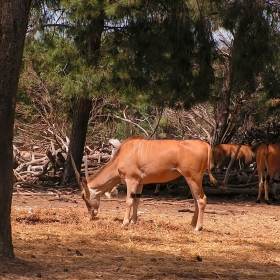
[[0, 1, 31, 259], [61, 97, 92, 185]]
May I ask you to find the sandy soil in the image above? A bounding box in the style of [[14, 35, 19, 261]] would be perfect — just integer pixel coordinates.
[[1, 187, 280, 280]]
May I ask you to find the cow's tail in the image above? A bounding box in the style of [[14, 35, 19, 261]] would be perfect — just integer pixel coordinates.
[[264, 144, 270, 183], [207, 144, 217, 186]]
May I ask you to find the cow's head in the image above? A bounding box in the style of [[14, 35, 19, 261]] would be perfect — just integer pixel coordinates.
[[70, 154, 101, 219], [81, 178, 100, 219]]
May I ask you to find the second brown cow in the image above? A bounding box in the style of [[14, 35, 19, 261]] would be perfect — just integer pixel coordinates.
[[256, 143, 280, 204], [212, 144, 256, 172]]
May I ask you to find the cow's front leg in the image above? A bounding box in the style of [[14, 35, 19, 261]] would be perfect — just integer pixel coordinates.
[[131, 184, 143, 224]]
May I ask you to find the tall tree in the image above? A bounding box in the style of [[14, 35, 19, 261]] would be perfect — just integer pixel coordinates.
[[0, 0, 31, 259], [60, 5, 105, 184], [28, 1, 216, 184]]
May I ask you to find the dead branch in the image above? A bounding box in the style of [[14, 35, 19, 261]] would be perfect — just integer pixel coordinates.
[[112, 113, 149, 136], [48, 195, 77, 203]]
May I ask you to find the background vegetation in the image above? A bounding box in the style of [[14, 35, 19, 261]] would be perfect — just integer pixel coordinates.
[[16, 1, 280, 152]]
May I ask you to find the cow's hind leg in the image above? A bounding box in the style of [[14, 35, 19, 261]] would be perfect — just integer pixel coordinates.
[[189, 187, 198, 228], [256, 176, 264, 203], [131, 184, 143, 224], [123, 179, 139, 225], [186, 179, 207, 231], [264, 175, 271, 204], [272, 181, 278, 201], [272, 174, 279, 201]]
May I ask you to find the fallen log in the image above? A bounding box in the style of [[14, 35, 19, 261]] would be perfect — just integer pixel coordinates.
[[203, 185, 280, 196], [13, 192, 57, 196], [178, 208, 229, 215]]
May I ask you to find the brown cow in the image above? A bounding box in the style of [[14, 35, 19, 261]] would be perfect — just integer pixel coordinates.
[[256, 143, 280, 204], [73, 136, 217, 231], [212, 144, 255, 172]]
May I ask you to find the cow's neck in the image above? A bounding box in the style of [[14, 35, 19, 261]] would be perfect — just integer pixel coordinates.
[[88, 158, 120, 194]]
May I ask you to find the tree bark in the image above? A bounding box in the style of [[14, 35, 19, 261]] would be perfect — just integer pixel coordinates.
[[61, 97, 92, 185], [0, 0, 31, 259]]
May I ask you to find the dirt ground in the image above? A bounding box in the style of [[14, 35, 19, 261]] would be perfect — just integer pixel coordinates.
[[1, 186, 280, 280]]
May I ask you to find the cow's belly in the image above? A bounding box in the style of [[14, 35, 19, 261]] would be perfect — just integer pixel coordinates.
[[140, 169, 181, 184]]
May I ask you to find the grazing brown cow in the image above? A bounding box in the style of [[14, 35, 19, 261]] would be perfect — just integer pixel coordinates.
[[73, 136, 217, 231], [212, 144, 255, 172], [256, 143, 280, 204]]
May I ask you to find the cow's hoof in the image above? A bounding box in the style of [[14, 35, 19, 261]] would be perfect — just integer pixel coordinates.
[[122, 219, 130, 226], [191, 221, 196, 228], [265, 200, 271, 205], [256, 199, 261, 204]]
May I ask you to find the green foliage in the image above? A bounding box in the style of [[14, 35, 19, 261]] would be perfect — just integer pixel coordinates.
[[21, 0, 280, 143], [100, 1, 216, 109], [40, 0, 216, 110], [18, 36, 74, 124]]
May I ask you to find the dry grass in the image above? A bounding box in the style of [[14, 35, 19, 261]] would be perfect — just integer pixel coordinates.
[[2, 193, 280, 279]]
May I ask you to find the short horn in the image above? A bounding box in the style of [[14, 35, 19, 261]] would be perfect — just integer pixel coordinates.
[[82, 193, 92, 209], [70, 154, 83, 191], [82, 177, 90, 198], [81, 178, 92, 209]]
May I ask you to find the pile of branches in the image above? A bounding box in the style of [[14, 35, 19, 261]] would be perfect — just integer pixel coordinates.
[[13, 139, 116, 193]]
